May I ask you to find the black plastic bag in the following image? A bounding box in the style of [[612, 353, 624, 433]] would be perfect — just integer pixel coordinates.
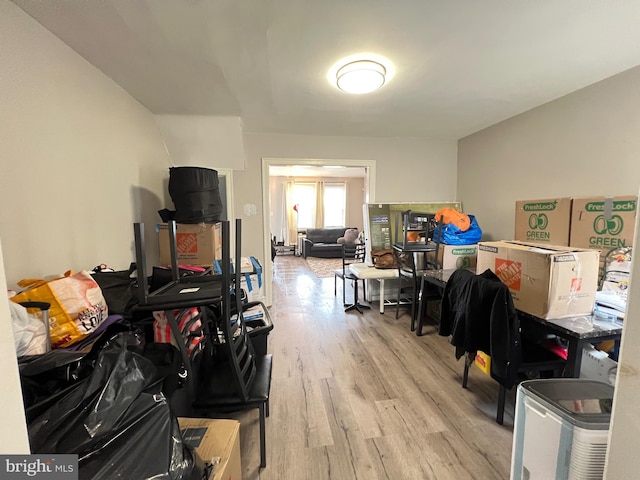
[[91, 263, 139, 316], [28, 333, 195, 480]]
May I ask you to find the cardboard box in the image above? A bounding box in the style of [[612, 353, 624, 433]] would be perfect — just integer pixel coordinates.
[[178, 418, 241, 480], [158, 223, 222, 266], [569, 195, 637, 251], [240, 273, 265, 302], [476, 241, 599, 319], [515, 197, 572, 245], [428, 244, 478, 270]]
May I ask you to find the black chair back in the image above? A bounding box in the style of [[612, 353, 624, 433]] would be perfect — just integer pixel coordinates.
[[342, 243, 366, 275]]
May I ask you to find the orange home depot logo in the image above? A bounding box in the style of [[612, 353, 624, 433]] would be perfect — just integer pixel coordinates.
[[176, 233, 198, 253], [475, 353, 488, 369], [571, 277, 582, 291], [495, 259, 522, 290]]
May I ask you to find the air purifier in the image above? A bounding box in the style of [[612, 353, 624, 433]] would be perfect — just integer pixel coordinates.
[[510, 379, 613, 480]]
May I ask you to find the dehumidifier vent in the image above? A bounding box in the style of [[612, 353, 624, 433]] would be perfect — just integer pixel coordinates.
[[568, 428, 609, 480]]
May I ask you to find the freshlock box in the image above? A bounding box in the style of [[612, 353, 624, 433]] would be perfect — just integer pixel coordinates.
[[428, 244, 478, 270], [569, 195, 637, 251], [514, 197, 572, 246], [476, 241, 599, 319]]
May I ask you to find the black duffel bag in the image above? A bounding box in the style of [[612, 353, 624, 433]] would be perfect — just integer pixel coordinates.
[[91, 263, 138, 317]]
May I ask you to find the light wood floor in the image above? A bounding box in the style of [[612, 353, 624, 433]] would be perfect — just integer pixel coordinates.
[[233, 256, 515, 479]]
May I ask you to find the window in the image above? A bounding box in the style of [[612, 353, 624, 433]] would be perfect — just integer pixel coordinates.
[[292, 183, 316, 229], [323, 183, 346, 227]]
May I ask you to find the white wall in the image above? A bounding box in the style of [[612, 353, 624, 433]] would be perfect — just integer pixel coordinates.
[[605, 185, 640, 479], [0, 0, 171, 287], [155, 115, 245, 171], [0, 242, 30, 453], [458, 65, 640, 241], [239, 133, 458, 260]]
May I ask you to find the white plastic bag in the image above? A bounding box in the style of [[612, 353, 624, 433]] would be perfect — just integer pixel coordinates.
[[9, 301, 47, 356]]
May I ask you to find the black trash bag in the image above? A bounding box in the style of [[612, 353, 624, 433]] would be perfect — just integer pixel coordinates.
[[19, 350, 91, 422], [168, 166, 222, 224], [28, 333, 195, 480], [19, 328, 140, 422]]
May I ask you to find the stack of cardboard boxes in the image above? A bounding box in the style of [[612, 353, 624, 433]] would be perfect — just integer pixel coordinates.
[[475, 195, 637, 320], [514, 195, 637, 251]]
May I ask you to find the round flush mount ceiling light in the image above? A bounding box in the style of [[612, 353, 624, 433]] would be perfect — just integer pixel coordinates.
[[336, 60, 386, 94]]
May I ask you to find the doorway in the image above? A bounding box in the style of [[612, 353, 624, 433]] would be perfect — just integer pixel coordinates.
[[261, 158, 376, 305]]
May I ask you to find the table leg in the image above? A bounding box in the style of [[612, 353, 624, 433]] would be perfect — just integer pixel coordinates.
[[416, 276, 426, 336], [379, 279, 385, 314], [344, 276, 371, 314], [564, 338, 585, 378]]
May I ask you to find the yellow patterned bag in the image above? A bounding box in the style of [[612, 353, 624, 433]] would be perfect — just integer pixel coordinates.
[[11, 270, 108, 349]]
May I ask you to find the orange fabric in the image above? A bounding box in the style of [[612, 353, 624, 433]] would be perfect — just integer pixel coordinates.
[[435, 208, 471, 231]]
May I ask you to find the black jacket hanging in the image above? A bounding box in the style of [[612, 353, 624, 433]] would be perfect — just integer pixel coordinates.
[[439, 268, 522, 389]]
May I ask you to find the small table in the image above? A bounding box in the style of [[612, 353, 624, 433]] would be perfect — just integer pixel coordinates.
[[420, 269, 624, 378], [348, 263, 399, 313], [517, 311, 623, 378]]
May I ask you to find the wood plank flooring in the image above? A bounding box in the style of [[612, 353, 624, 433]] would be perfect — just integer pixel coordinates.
[[232, 256, 515, 479]]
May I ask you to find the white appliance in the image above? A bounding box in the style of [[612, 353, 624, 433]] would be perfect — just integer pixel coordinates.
[[510, 379, 613, 480]]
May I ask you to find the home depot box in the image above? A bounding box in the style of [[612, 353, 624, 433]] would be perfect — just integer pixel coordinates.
[[476, 241, 599, 319], [569, 195, 637, 251], [178, 418, 241, 480], [158, 223, 222, 266], [428, 244, 478, 270], [515, 198, 572, 245]]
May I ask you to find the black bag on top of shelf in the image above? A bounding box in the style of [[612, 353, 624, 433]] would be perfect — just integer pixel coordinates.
[[168, 166, 223, 224]]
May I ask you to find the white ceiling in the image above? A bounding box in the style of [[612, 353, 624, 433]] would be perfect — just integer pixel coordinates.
[[12, 0, 640, 139]]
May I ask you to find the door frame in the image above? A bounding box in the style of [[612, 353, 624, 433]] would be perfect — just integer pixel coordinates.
[[261, 158, 376, 305], [215, 168, 235, 255]]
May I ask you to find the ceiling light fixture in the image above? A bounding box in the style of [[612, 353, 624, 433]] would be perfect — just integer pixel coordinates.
[[336, 60, 386, 94]]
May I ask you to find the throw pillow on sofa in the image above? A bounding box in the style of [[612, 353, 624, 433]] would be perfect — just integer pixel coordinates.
[[337, 228, 359, 244]]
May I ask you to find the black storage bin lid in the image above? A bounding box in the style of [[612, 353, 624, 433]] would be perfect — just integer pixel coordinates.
[[519, 379, 614, 429]]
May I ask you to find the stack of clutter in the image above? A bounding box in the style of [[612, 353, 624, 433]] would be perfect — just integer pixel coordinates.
[[594, 246, 632, 321], [428, 208, 482, 270]]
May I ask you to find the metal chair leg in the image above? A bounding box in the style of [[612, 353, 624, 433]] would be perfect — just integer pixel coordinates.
[[462, 354, 472, 388], [497, 386, 506, 425], [343, 278, 346, 304], [259, 403, 267, 468], [410, 288, 417, 331]]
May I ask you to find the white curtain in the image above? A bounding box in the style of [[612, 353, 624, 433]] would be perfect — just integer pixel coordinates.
[[282, 181, 297, 245], [315, 180, 325, 228]]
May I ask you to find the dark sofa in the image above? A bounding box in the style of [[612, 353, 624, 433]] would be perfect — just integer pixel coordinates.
[[302, 227, 357, 258]]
